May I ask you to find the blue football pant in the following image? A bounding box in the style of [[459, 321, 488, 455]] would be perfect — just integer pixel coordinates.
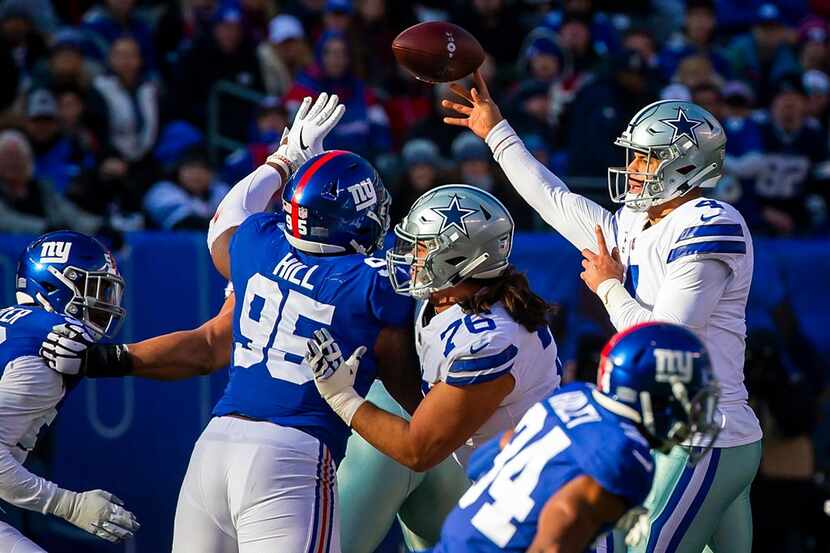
[[337, 381, 471, 553]]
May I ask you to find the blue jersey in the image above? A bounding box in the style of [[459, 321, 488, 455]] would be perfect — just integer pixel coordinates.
[[434, 382, 654, 553], [213, 213, 414, 462], [0, 305, 75, 373]]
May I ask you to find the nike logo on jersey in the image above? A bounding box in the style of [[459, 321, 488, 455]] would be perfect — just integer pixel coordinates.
[[469, 341, 489, 355], [700, 214, 718, 222]]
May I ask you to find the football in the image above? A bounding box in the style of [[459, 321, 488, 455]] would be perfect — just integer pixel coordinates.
[[392, 21, 485, 83]]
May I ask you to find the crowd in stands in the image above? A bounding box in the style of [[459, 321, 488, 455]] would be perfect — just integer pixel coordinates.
[[1, 0, 830, 238]]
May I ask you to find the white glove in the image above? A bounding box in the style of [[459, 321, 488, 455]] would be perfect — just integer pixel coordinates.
[[48, 488, 140, 543], [267, 93, 345, 176], [305, 328, 367, 425], [39, 322, 94, 375], [616, 506, 650, 547]]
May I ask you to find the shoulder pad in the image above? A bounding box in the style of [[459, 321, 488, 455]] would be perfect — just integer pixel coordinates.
[[667, 200, 747, 265], [444, 314, 519, 387]]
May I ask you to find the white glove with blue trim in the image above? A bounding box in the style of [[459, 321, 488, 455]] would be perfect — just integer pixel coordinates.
[[267, 93, 345, 177], [305, 328, 366, 425]]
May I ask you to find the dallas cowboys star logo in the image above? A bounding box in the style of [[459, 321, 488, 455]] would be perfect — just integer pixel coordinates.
[[431, 195, 477, 236], [661, 108, 703, 147]]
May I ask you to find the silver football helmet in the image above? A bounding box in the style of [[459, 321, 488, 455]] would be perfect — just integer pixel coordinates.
[[386, 185, 514, 299], [608, 100, 726, 211]]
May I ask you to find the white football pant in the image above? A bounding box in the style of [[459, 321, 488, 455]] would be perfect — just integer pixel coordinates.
[[0, 522, 45, 553], [172, 416, 340, 553]]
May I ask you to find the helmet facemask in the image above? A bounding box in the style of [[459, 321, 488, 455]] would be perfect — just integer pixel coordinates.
[[48, 265, 126, 339], [386, 226, 444, 300], [641, 379, 721, 465], [608, 138, 682, 212]]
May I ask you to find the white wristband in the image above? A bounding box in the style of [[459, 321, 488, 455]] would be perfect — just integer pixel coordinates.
[[596, 278, 633, 310], [326, 389, 367, 426], [485, 119, 519, 159]]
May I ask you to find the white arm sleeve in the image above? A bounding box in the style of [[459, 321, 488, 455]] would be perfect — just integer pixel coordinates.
[[486, 120, 617, 252], [206, 164, 283, 251], [598, 258, 730, 333], [0, 358, 64, 514]]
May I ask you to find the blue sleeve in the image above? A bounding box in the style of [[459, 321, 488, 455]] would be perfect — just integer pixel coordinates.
[[367, 269, 413, 328], [466, 434, 502, 481], [571, 426, 654, 507], [229, 212, 282, 260]]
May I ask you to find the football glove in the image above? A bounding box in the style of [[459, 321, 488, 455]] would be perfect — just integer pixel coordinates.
[[48, 488, 140, 543], [39, 322, 94, 375], [267, 93, 345, 177], [305, 328, 366, 425], [39, 322, 133, 378]]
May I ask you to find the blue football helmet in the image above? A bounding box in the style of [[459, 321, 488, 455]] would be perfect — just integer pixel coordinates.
[[16, 231, 126, 339], [281, 150, 391, 255], [595, 322, 720, 464]]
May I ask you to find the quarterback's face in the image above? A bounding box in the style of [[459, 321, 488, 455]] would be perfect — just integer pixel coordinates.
[[627, 152, 660, 194]]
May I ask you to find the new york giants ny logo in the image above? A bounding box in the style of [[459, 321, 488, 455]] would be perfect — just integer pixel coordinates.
[[347, 179, 377, 211], [40, 241, 72, 263], [653, 348, 695, 383]]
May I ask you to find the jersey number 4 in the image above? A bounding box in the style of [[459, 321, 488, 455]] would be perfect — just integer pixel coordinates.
[[458, 404, 572, 547], [235, 273, 335, 384]]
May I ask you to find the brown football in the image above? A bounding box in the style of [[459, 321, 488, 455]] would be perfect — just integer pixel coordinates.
[[392, 21, 485, 83]]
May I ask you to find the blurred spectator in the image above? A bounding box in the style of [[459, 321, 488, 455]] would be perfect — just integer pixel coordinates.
[[223, 96, 288, 184], [30, 28, 95, 92], [622, 27, 658, 69], [88, 35, 158, 165], [504, 79, 557, 148], [391, 138, 445, 222], [0, 1, 47, 84], [23, 88, 94, 195], [562, 49, 659, 177], [557, 15, 603, 80], [0, 0, 58, 35], [658, 0, 731, 82], [144, 148, 229, 230], [351, 0, 416, 87], [451, 131, 535, 230], [407, 81, 466, 157], [382, 66, 433, 150], [171, 5, 264, 141], [81, 0, 155, 69], [541, 0, 620, 57], [258, 14, 311, 98], [0, 129, 100, 234], [323, 0, 352, 34], [519, 33, 566, 84], [453, 0, 525, 65], [54, 84, 98, 151], [804, 69, 830, 128], [284, 0, 326, 41], [154, 0, 218, 81], [747, 77, 830, 235], [725, 3, 800, 105], [672, 53, 723, 90], [238, 0, 275, 44], [284, 30, 390, 161], [798, 16, 830, 74]]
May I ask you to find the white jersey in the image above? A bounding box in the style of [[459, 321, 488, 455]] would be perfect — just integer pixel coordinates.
[[487, 120, 761, 447], [415, 301, 561, 467]]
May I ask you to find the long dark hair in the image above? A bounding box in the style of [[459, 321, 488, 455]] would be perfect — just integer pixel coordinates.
[[458, 266, 553, 332]]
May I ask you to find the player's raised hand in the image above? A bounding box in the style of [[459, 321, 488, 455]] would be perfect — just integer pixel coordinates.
[[580, 225, 624, 293], [441, 69, 504, 140], [305, 328, 367, 425], [49, 488, 140, 543], [39, 322, 94, 375], [268, 93, 346, 176]]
